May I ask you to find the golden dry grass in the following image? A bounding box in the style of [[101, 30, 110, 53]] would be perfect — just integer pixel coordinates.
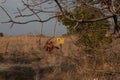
[[0, 35, 120, 80], [0, 35, 79, 56]]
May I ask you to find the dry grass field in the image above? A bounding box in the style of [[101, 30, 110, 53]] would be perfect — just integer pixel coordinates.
[[0, 35, 79, 55], [0, 35, 120, 80]]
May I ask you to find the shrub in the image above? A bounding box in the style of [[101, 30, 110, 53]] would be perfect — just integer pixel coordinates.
[[0, 32, 4, 37]]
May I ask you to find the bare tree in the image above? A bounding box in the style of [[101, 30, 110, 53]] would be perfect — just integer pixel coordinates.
[[0, 0, 120, 35]]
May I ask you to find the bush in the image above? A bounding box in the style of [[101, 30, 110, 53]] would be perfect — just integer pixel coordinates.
[[0, 32, 4, 37]]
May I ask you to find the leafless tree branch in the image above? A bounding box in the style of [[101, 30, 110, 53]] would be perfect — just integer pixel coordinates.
[[54, 0, 64, 13], [22, 0, 42, 20], [0, 0, 120, 34], [1, 0, 6, 3], [0, 6, 12, 20], [1, 15, 62, 24]]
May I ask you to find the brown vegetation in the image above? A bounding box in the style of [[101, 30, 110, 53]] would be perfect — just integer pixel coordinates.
[[0, 35, 120, 80]]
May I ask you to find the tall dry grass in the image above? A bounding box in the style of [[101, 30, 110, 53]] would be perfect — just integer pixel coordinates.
[[0, 35, 119, 80], [0, 35, 79, 55]]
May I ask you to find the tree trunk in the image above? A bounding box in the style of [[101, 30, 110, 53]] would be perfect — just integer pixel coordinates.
[[113, 15, 120, 34]]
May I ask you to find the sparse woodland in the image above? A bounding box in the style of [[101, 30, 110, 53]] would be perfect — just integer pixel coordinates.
[[0, 0, 120, 80]]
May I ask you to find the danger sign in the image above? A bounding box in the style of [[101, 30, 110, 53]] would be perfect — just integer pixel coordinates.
[[57, 38, 64, 44]]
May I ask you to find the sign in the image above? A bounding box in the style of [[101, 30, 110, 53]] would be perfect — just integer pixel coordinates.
[[57, 38, 64, 44]]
